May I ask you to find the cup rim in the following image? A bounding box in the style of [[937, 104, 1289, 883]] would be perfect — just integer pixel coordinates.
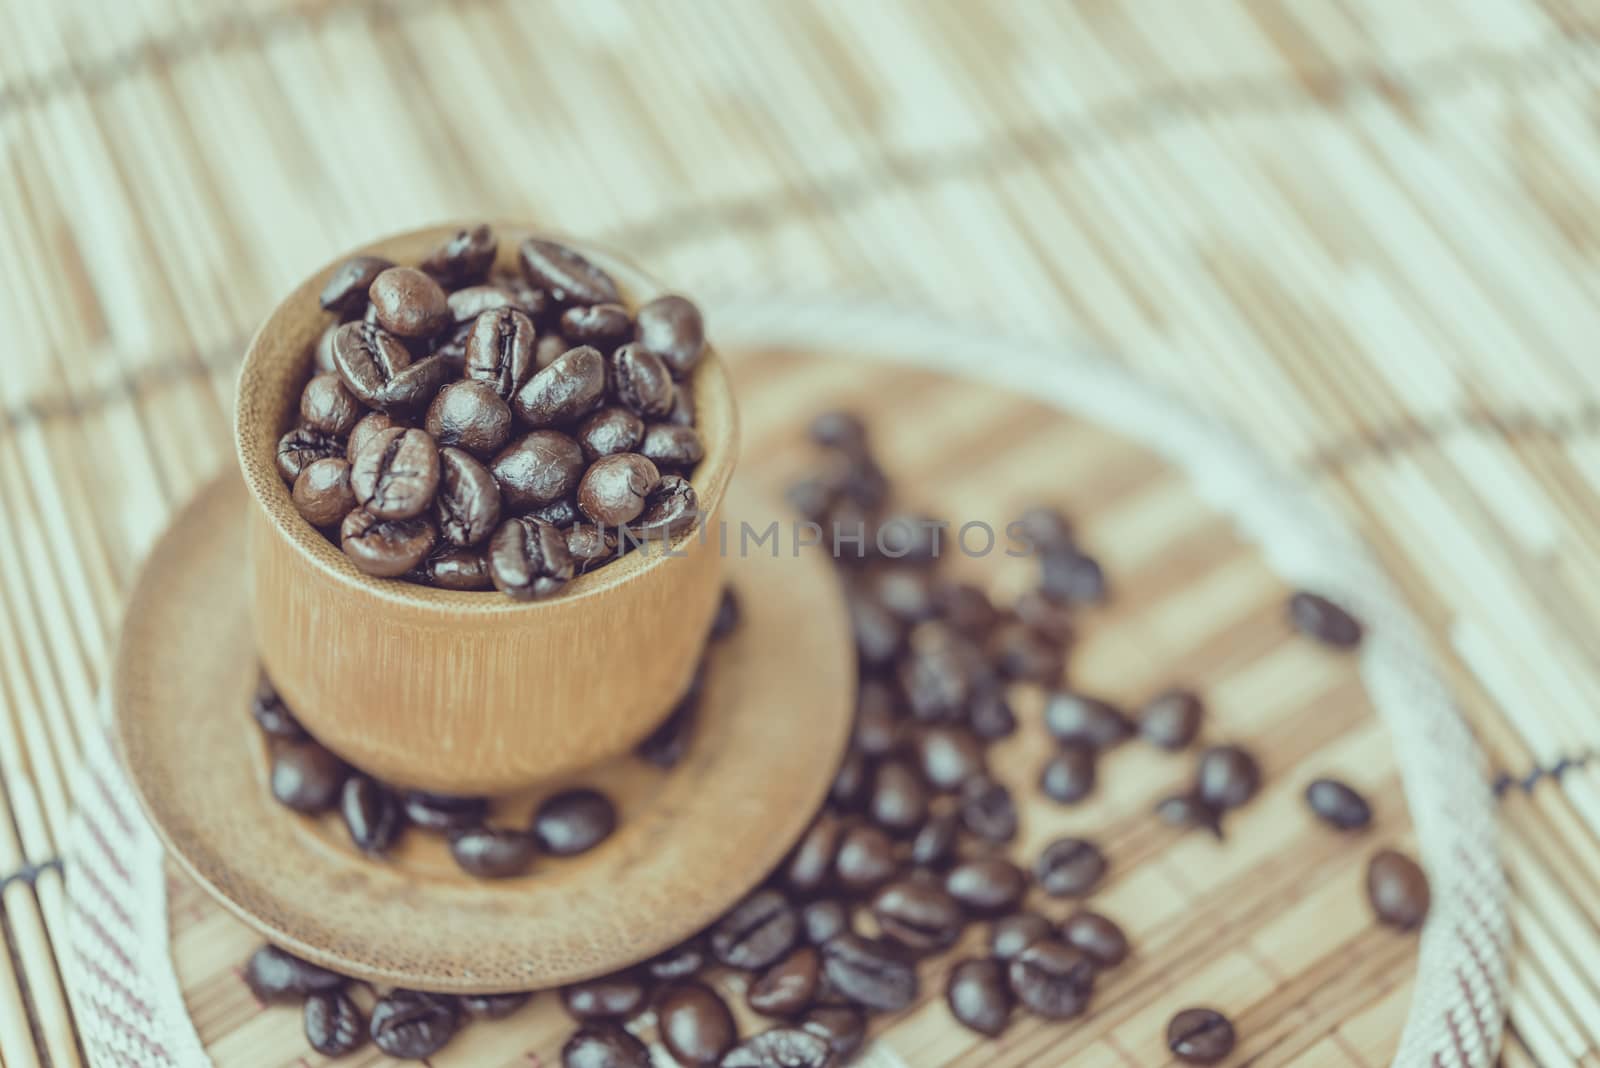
[[234, 222, 738, 614]]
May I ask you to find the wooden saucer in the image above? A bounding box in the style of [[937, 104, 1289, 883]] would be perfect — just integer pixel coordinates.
[[113, 475, 854, 993]]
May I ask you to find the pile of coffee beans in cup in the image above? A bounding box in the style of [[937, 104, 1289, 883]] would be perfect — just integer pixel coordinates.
[[275, 225, 708, 599], [245, 410, 1430, 1065]]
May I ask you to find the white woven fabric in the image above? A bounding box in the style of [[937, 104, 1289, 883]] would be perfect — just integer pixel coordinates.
[[59, 295, 1507, 1068]]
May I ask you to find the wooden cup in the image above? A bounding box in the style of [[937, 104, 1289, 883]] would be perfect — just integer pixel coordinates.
[[234, 225, 737, 795]]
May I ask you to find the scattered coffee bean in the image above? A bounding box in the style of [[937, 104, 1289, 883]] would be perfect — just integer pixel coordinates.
[[270, 743, 346, 814], [1040, 548, 1107, 605], [370, 990, 459, 1059], [869, 759, 928, 836], [819, 933, 918, 1012], [1306, 778, 1372, 831], [340, 509, 437, 577], [1043, 691, 1133, 750], [300, 373, 364, 436], [849, 592, 904, 670], [656, 981, 737, 1066], [946, 958, 1012, 1037], [243, 944, 345, 1001], [401, 791, 487, 832], [1167, 1007, 1236, 1063], [915, 726, 986, 793], [340, 776, 403, 855], [460, 991, 531, 1019], [872, 879, 964, 952], [351, 427, 440, 521], [1012, 588, 1074, 642], [578, 406, 646, 461], [488, 515, 574, 600], [835, 820, 906, 896], [516, 345, 608, 427], [562, 1024, 652, 1068], [1035, 837, 1107, 898], [721, 1026, 832, 1068], [561, 303, 634, 346], [1039, 744, 1096, 805], [636, 294, 706, 377], [579, 453, 661, 526], [466, 306, 537, 400], [1062, 910, 1128, 968], [435, 446, 502, 547], [1196, 745, 1261, 810], [990, 620, 1065, 684], [449, 826, 535, 879], [967, 688, 1017, 741], [748, 946, 820, 1016], [369, 266, 449, 338], [829, 749, 872, 811], [533, 788, 617, 856], [1007, 940, 1094, 1019], [276, 426, 344, 483], [426, 379, 513, 458], [801, 900, 851, 945], [989, 912, 1053, 963], [648, 940, 707, 982], [944, 858, 1027, 916], [799, 1005, 866, 1060], [304, 990, 365, 1056], [520, 238, 620, 305], [1140, 688, 1203, 750], [1289, 590, 1363, 649], [1367, 848, 1430, 930], [935, 581, 998, 633], [786, 815, 844, 896], [610, 343, 676, 418], [711, 889, 799, 972], [292, 457, 357, 527], [421, 225, 496, 287], [636, 686, 699, 768], [711, 586, 740, 640], [251, 676, 306, 740], [320, 255, 393, 316], [909, 809, 958, 869], [1156, 792, 1223, 837], [562, 972, 648, 1021], [640, 423, 705, 469], [958, 775, 1018, 843]]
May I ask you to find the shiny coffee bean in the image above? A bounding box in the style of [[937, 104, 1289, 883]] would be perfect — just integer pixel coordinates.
[[401, 791, 487, 832], [460, 991, 532, 1019], [447, 284, 518, 324], [853, 682, 901, 757], [871, 879, 963, 952], [270, 743, 345, 814], [304, 990, 365, 1056], [1306, 777, 1372, 831], [635, 687, 698, 768], [872, 569, 937, 623], [421, 224, 496, 287], [722, 1027, 831, 1068], [989, 912, 1053, 963], [1289, 590, 1363, 649], [1140, 688, 1203, 750], [566, 524, 617, 572], [991, 620, 1065, 684], [610, 343, 676, 417], [648, 940, 706, 982], [1196, 744, 1261, 810], [1035, 837, 1107, 898], [1156, 792, 1223, 837], [748, 946, 820, 1017], [1168, 1007, 1237, 1063], [520, 238, 619, 305], [251, 676, 305, 740], [1368, 849, 1430, 929], [828, 749, 872, 811], [346, 411, 400, 464], [579, 453, 661, 526], [276, 427, 343, 483], [800, 1006, 866, 1061], [562, 972, 648, 1021], [819, 933, 917, 1013], [562, 1024, 651, 1068], [1008, 940, 1094, 1019], [636, 294, 705, 376], [1039, 744, 1096, 805], [488, 516, 574, 600], [958, 775, 1018, 843], [631, 474, 699, 539], [869, 759, 928, 837], [945, 858, 1027, 916], [369, 266, 449, 338], [946, 958, 1012, 1037], [492, 430, 586, 510], [801, 900, 850, 945], [340, 776, 403, 855], [711, 586, 740, 639], [434, 446, 501, 547], [532, 496, 583, 528], [466, 307, 537, 400], [915, 726, 986, 793], [1040, 547, 1107, 605], [292, 457, 357, 527], [516, 345, 608, 427], [1016, 504, 1075, 554], [833, 824, 898, 896], [426, 380, 513, 458], [785, 814, 843, 896], [351, 427, 439, 520], [450, 826, 535, 879], [533, 788, 616, 856], [1043, 692, 1133, 750], [577, 406, 645, 461], [243, 944, 345, 1001], [370, 989, 459, 1059], [419, 547, 492, 589], [639, 423, 704, 469], [320, 254, 393, 316], [968, 688, 1017, 741], [314, 322, 340, 373], [909, 810, 959, 869], [656, 981, 736, 1066], [560, 303, 633, 347], [711, 889, 798, 971], [300, 373, 364, 436], [333, 321, 412, 407], [849, 592, 903, 669], [901, 623, 982, 721], [1062, 910, 1128, 967]]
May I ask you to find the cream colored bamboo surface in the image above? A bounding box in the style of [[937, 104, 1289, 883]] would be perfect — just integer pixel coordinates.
[[1, 0, 1598, 1064]]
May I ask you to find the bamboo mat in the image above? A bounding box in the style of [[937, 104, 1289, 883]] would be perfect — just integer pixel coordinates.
[[1, 0, 1599, 1064]]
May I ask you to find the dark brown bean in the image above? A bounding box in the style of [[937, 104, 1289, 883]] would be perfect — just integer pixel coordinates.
[[250, 675, 305, 740], [1043, 692, 1133, 749], [243, 944, 345, 1001], [648, 940, 707, 982], [991, 620, 1065, 684], [314, 322, 340, 373], [610, 343, 676, 418], [421, 224, 497, 287], [276, 426, 343, 483], [533, 788, 616, 856], [1016, 505, 1075, 554], [799, 1006, 865, 1060], [1140, 688, 1204, 750], [340, 776, 402, 855], [1062, 910, 1128, 967], [832, 824, 898, 896], [656, 981, 736, 1066], [988, 912, 1053, 963], [818, 933, 918, 1013], [351, 427, 440, 520], [270, 743, 346, 814], [721, 1027, 831, 1068], [562, 1024, 651, 1068], [346, 411, 400, 464], [492, 430, 586, 511], [909, 810, 959, 869], [370, 989, 459, 1059], [304, 990, 365, 1056], [747, 946, 820, 1017], [1007, 940, 1095, 1019], [1289, 590, 1363, 649], [401, 791, 487, 832], [785, 814, 843, 897], [1039, 547, 1107, 605], [579, 453, 661, 526], [1168, 1007, 1237, 1063], [1156, 792, 1223, 838], [532, 496, 583, 528], [868, 759, 928, 837], [519, 238, 619, 305], [369, 266, 449, 338], [577, 406, 646, 461], [419, 547, 492, 590], [449, 826, 535, 878], [560, 303, 633, 347], [466, 306, 537, 400], [292, 457, 357, 527], [945, 858, 1027, 916], [958, 775, 1018, 843], [630, 474, 699, 540], [635, 294, 705, 376], [946, 958, 1012, 1037], [562, 972, 648, 1021], [426, 379, 513, 459], [447, 284, 519, 324], [1196, 744, 1261, 810], [871, 879, 963, 952], [710, 889, 798, 972], [516, 345, 608, 427], [1367, 849, 1430, 929], [1012, 588, 1074, 642], [340, 509, 437, 577], [566, 523, 617, 572], [1035, 837, 1107, 898], [1039, 744, 1096, 805], [968, 688, 1017, 741], [460, 992, 532, 1019], [914, 726, 986, 793], [1306, 777, 1373, 831], [320, 255, 394, 316], [487, 516, 574, 600], [639, 423, 704, 469], [801, 900, 850, 946], [433, 447, 502, 548], [300, 373, 363, 436], [828, 749, 872, 811], [332, 321, 410, 409]]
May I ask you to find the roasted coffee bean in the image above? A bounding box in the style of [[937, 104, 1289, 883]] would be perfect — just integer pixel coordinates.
[[461, 991, 532, 1019], [945, 858, 1027, 916], [533, 496, 583, 528], [243, 944, 345, 1001], [520, 238, 619, 305], [401, 791, 487, 832], [566, 524, 617, 572], [1043, 692, 1133, 750], [909, 810, 959, 869], [341, 776, 403, 855], [270, 743, 345, 814], [915, 726, 986, 793], [1039, 744, 1096, 805], [1040, 548, 1107, 605], [869, 759, 928, 836], [534, 788, 616, 856], [320, 254, 394, 316], [990, 620, 1065, 684], [346, 411, 400, 464], [648, 940, 706, 982], [421, 224, 497, 286], [432, 320, 474, 362], [352, 427, 440, 520], [426, 380, 513, 459], [935, 581, 998, 633], [251, 676, 305, 740], [276, 427, 344, 483], [968, 688, 1017, 741], [369, 266, 449, 338], [314, 322, 341, 373], [946, 958, 1012, 1038], [848, 592, 903, 669], [433, 446, 501, 547], [636, 687, 698, 768], [1035, 837, 1107, 898], [562, 1024, 652, 1068], [1007, 940, 1094, 1019], [800, 1006, 866, 1061], [958, 775, 1018, 843], [1196, 744, 1261, 810], [341, 509, 438, 577], [801, 900, 850, 945], [639, 423, 704, 469], [516, 345, 608, 427], [1012, 589, 1074, 642], [1016, 505, 1075, 554], [579, 453, 661, 526], [636, 294, 705, 376], [1168, 1007, 1236, 1063], [1306, 777, 1372, 831], [577, 406, 646, 461], [492, 430, 586, 511], [534, 332, 569, 370], [631, 475, 699, 539], [447, 284, 519, 324], [722, 1027, 831, 1068], [293, 457, 357, 527], [711, 890, 798, 972], [1140, 688, 1203, 750], [853, 682, 901, 757], [989, 912, 1053, 963], [828, 749, 872, 811], [333, 321, 412, 408], [655, 982, 735, 1066], [305, 990, 365, 1056], [833, 824, 898, 896], [560, 303, 633, 347], [711, 586, 740, 640], [610, 343, 676, 418], [1062, 910, 1128, 968], [1289, 590, 1363, 649], [467, 307, 538, 400], [785, 815, 843, 896], [819, 933, 917, 1013], [1368, 849, 1430, 929], [488, 515, 574, 599], [667, 383, 697, 427], [748, 946, 820, 1017], [562, 972, 648, 1021], [1156, 793, 1223, 837], [450, 826, 536, 878], [809, 410, 868, 452], [899, 646, 976, 724], [872, 569, 937, 623], [871, 879, 963, 952], [370, 989, 459, 1059], [418, 546, 492, 589], [300, 373, 364, 436]]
